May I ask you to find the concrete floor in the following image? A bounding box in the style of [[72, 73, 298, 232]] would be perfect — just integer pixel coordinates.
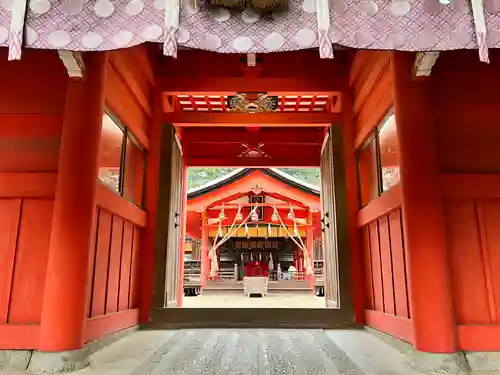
[[2, 329, 500, 374], [182, 291, 326, 308]]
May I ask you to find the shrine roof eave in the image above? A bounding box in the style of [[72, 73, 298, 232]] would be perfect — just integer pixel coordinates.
[[187, 168, 320, 200]]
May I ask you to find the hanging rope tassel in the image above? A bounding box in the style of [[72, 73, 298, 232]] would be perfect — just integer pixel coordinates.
[[295, 220, 314, 275], [163, 0, 180, 57], [8, 0, 28, 60], [471, 0, 489, 63], [273, 206, 313, 275], [208, 232, 219, 277], [208, 206, 258, 276], [316, 0, 333, 58]]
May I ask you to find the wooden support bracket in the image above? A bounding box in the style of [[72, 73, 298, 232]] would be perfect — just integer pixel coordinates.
[[247, 53, 256, 67], [413, 52, 440, 77], [58, 50, 85, 79]]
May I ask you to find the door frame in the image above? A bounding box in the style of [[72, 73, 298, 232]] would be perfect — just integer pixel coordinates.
[[150, 123, 183, 309], [321, 124, 354, 313], [148, 123, 356, 328]]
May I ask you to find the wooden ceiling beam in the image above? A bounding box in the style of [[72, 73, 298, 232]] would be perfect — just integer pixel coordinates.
[[158, 77, 344, 96], [167, 112, 340, 127]]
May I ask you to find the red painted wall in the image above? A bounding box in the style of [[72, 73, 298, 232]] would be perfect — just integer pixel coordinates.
[[85, 46, 152, 341], [86, 205, 142, 320], [0, 198, 54, 325], [83, 183, 145, 343], [358, 191, 412, 342], [444, 198, 498, 325], [0, 49, 66, 172], [350, 51, 412, 342], [0, 49, 65, 349], [432, 50, 500, 350], [350, 51, 393, 149], [351, 50, 500, 350], [0, 46, 152, 349], [106, 46, 152, 150], [433, 50, 500, 174]]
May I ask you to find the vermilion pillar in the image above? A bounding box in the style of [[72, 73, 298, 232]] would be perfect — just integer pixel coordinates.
[[293, 247, 300, 272], [391, 52, 456, 353], [201, 212, 209, 288], [341, 89, 365, 324], [216, 250, 220, 280], [177, 161, 188, 307], [39, 53, 108, 351], [306, 224, 314, 288], [140, 87, 162, 323]]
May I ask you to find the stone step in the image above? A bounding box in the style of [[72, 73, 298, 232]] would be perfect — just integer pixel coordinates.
[[327, 330, 427, 375], [204, 280, 312, 291], [95, 329, 428, 375], [201, 288, 314, 297], [6, 329, 500, 374]]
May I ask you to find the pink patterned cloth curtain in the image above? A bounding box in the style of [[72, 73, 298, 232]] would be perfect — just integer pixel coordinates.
[[0, 0, 498, 57]]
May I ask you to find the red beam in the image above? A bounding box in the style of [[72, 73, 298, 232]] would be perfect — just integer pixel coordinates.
[[163, 95, 174, 113], [186, 157, 319, 168], [206, 203, 309, 209], [0, 172, 56, 198], [441, 174, 500, 198], [182, 128, 324, 145], [357, 185, 402, 227], [167, 112, 340, 127], [0, 324, 39, 349], [95, 182, 147, 228], [457, 325, 500, 351], [158, 77, 344, 95]]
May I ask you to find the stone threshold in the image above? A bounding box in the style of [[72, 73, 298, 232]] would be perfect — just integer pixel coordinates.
[[0, 326, 138, 374], [366, 326, 500, 374]]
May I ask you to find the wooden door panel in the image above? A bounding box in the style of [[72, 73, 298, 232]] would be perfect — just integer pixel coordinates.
[[165, 139, 183, 306], [320, 130, 340, 307]]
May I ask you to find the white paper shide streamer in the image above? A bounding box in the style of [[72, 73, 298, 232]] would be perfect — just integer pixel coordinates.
[[470, 0, 489, 63], [316, 0, 333, 58], [163, 0, 181, 57], [8, 0, 28, 60]]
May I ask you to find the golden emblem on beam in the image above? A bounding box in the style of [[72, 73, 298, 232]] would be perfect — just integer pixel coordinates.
[[205, 0, 286, 13], [227, 93, 278, 113], [238, 143, 271, 159]]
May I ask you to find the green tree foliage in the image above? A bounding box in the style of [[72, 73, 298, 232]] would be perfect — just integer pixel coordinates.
[[278, 168, 320, 186], [188, 168, 320, 190], [187, 168, 236, 190]]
